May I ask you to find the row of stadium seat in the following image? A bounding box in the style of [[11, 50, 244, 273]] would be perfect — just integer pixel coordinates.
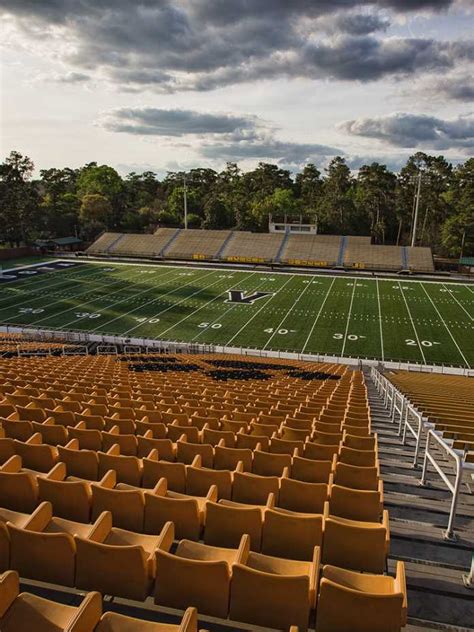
[[86, 229, 434, 271], [0, 355, 407, 630], [0, 569, 200, 631], [387, 370, 474, 453]]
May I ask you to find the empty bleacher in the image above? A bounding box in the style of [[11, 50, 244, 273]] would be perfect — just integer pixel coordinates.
[[344, 244, 403, 271], [0, 352, 413, 631], [86, 231, 436, 273], [110, 229, 177, 257], [86, 233, 122, 255], [280, 235, 342, 267], [222, 232, 285, 263], [165, 230, 232, 260], [406, 247, 434, 273]]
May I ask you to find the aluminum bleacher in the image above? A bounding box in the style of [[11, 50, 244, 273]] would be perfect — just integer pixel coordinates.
[[165, 230, 232, 260], [280, 235, 342, 267]]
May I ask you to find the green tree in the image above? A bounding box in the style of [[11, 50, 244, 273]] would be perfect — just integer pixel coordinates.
[[440, 158, 474, 257], [356, 163, 397, 243], [0, 151, 39, 245], [317, 157, 354, 233], [80, 194, 112, 225], [295, 163, 322, 218]]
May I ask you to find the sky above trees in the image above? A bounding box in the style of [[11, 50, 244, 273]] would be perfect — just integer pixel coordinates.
[[0, 0, 472, 176]]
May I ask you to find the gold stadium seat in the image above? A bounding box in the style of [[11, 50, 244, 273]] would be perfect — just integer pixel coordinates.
[[143, 458, 187, 492], [57, 440, 100, 481], [333, 461, 380, 491], [98, 445, 147, 486], [185, 459, 237, 500], [0, 456, 38, 512], [138, 436, 174, 460], [270, 436, 305, 455], [38, 462, 115, 523], [229, 546, 320, 631], [96, 608, 199, 632], [343, 432, 378, 451], [8, 501, 104, 586], [13, 435, 58, 472], [252, 449, 292, 477], [326, 484, 384, 523], [1, 418, 33, 442], [155, 535, 249, 618], [262, 507, 324, 561], [235, 432, 270, 452], [322, 514, 390, 573], [232, 471, 280, 506], [290, 456, 335, 484], [202, 427, 236, 447], [278, 477, 328, 514], [316, 562, 407, 632], [338, 445, 377, 467], [177, 438, 214, 468], [0, 570, 102, 632], [214, 445, 252, 472], [304, 442, 340, 461], [75, 513, 174, 601], [68, 424, 102, 451], [204, 500, 263, 551], [144, 478, 217, 540]]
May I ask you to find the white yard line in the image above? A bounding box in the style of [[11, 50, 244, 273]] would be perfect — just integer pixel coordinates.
[[154, 272, 257, 339], [398, 281, 426, 364], [301, 277, 336, 354], [341, 279, 357, 357], [225, 275, 295, 346], [26, 267, 181, 328], [121, 272, 226, 336], [420, 283, 470, 368], [376, 278, 385, 362], [464, 285, 474, 294], [263, 276, 315, 350], [443, 285, 474, 321]]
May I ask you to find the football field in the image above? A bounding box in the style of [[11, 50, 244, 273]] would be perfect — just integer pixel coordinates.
[[0, 260, 473, 368]]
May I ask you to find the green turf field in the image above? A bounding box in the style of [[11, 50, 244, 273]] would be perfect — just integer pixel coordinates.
[[0, 260, 472, 368]]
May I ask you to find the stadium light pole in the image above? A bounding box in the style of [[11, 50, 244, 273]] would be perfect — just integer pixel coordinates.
[[411, 170, 422, 248], [183, 174, 188, 230]]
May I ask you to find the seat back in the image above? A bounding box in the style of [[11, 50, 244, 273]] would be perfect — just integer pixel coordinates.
[[177, 441, 214, 469], [229, 563, 310, 631], [98, 452, 142, 487], [278, 478, 328, 514], [14, 440, 57, 473], [38, 477, 91, 523], [322, 517, 387, 573], [0, 470, 38, 513], [262, 508, 323, 561], [143, 459, 186, 492], [144, 493, 200, 540], [214, 446, 252, 472], [252, 450, 291, 477], [75, 537, 149, 601], [154, 549, 230, 619], [186, 465, 233, 500], [291, 456, 332, 483], [328, 485, 382, 522], [204, 501, 262, 551], [91, 485, 144, 532], [57, 446, 99, 481], [232, 471, 279, 506], [334, 462, 379, 491]]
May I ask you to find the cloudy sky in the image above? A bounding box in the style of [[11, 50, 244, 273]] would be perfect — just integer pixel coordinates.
[[0, 0, 472, 176]]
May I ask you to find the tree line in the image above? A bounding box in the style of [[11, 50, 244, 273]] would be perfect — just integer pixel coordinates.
[[0, 150, 472, 257]]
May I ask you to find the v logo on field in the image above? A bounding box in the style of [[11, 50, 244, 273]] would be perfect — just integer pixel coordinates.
[[226, 290, 274, 304]]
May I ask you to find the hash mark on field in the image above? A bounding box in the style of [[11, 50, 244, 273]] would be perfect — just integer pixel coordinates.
[[420, 283, 470, 368], [443, 284, 473, 321], [341, 279, 357, 357], [263, 276, 314, 350], [376, 278, 384, 362], [398, 281, 426, 364], [301, 277, 336, 354]]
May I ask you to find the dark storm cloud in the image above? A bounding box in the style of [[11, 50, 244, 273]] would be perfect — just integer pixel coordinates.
[[54, 71, 90, 83], [0, 0, 469, 92], [100, 107, 260, 138], [341, 113, 474, 151]]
